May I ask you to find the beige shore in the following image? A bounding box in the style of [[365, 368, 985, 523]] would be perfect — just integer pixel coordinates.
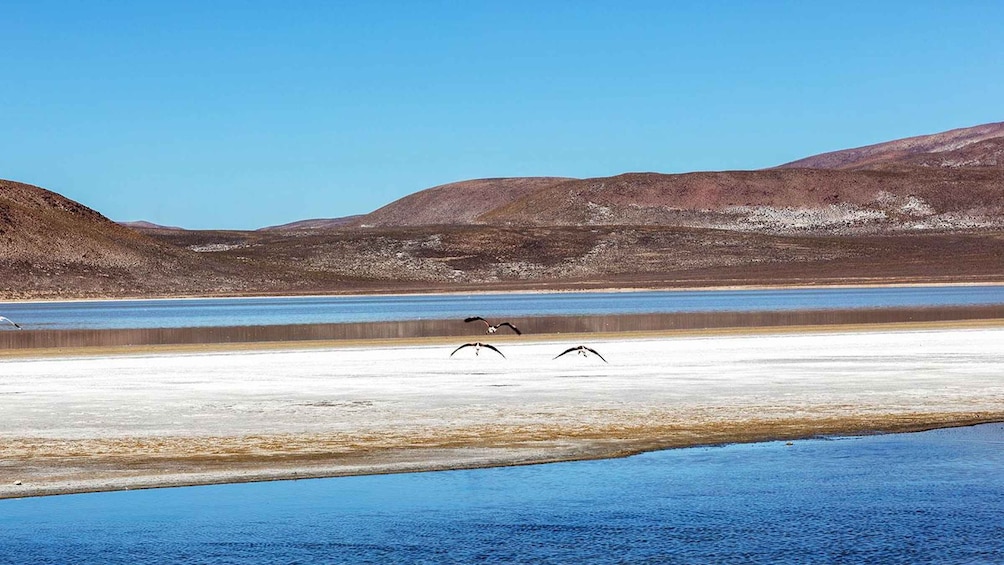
[[2, 322, 1003, 499]]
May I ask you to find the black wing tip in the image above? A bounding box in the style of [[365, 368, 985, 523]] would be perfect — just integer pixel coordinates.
[[483, 344, 506, 358], [553, 347, 575, 360]]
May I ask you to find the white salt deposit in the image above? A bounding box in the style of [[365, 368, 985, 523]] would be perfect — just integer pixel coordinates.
[[1, 327, 1001, 442]]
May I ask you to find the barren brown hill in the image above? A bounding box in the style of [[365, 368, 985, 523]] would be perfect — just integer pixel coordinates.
[[778, 121, 1004, 170], [119, 220, 185, 230], [353, 123, 1004, 234], [5, 121, 1004, 300], [1, 179, 175, 262], [260, 215, 363, 231], [0, 179, 220, 298], [354, 177, 572, 227], [142, 223, 1004, 290], [0, 179, 369, 299], [472, 168, 1004, 233]]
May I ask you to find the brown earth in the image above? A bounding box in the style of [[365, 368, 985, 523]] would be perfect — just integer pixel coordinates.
[[3, 122, 1004, 300], [475, 169, 1004, 232], [778, 121, 1004, 170], [134, 224, 1004, 290], [353, 177, 573, 227]]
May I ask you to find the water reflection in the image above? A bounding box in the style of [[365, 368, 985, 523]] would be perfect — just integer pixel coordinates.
[[1, 305, 1000, 350], [2, 285, 1004, 330]]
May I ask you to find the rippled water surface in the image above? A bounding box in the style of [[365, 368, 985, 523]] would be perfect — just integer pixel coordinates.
[[2, 285, 1003, 329], [2, 424, 1002, 564]]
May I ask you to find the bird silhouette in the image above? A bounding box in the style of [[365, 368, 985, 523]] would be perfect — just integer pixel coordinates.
[[464, 317, 522, 335], [554, 345, 607, 363], [450, 342, 506, 358]]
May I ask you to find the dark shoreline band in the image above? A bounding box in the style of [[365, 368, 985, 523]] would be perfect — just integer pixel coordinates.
[[2, 305, 1001, 350]]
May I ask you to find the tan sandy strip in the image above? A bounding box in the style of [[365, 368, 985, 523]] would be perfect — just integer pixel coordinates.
[[4, 411, 1003, 499]]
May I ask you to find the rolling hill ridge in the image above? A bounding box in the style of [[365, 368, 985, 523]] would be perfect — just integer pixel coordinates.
[[345, 121, 1004, 234], [4, 121, 1003, 299]]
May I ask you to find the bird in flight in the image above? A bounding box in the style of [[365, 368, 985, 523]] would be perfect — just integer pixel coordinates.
[[554, 345, 608, 363], [450, 342, 506, 358], [0, 316, 22, 330], [464, 317, 522, 335]]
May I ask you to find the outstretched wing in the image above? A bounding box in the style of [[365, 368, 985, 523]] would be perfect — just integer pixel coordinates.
[[450, 343, 476, 357], [464, 317, 488, 325], [481, 343, 506, 358], [498, 322, 522, 335], [0, 316, 20, 329], [583, 346, 608, 363], [553, 347, 578, 360]]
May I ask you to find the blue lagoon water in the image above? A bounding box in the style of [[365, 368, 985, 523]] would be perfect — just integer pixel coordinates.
[[2, 424, 1003, 564], [2, 285, 1003, 330]]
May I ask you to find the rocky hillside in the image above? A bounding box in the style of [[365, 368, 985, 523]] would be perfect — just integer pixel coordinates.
[[354, 177, 572, 227], [260, 215, 363, 231], [477, 168, 1004, 234], [0, 180, 348, 299], [778, 121, 1004, 170], [269, 121, 1004, 235], [1, 179, 183, 297], [4, 121, 1004, 299], [351, 168, 1004, 236]]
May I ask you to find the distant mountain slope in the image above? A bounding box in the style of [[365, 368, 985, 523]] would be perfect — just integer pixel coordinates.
[[356, 167, 1003, 234], [0, 179, 311, 299], [120, 220, 186, 230], [778, 121, 1004, 170], [260, 215, 363, 231], [354, 122, 1004, 234], [5, 120, 1004, 300], [1, 179, 177, 264], [354, 177, 572, 227]]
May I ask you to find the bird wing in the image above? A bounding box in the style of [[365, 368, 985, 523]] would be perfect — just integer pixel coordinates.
[[583, 347, 608, 363], [464, 317, 488, 325], [450, 343, 476, 357], [0, 316, 19, 329], [481, 343, 506, 358], [498, 322, 522, 335], [553, 347, 578, 360]]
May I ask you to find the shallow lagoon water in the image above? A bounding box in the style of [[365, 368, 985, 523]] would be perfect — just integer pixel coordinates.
[[3, 285, 1003, 330], [3, 424, 1002, 564]]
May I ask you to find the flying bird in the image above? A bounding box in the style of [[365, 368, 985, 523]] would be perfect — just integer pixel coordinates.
[[464, 317, 522, 335], [0, 316, 22, 330], [554, 345, 608, 363], [450, 342, 506, 358]]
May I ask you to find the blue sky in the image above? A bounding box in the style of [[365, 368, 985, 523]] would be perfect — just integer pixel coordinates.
[[3, 1, 1002, 229]]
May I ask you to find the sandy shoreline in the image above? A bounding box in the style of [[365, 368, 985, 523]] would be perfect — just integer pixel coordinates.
[[2, 324, 1003, 499]]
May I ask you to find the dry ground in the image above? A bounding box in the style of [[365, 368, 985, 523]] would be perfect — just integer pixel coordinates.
[[2, 323, 1002, 499]]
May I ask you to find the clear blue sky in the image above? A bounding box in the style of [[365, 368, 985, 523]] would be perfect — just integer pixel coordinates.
[[3, 1, 1002, 229]]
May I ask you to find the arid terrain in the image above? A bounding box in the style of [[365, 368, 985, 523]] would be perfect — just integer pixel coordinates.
[[2, 121, 1002, 299], [3, 324, 1002, 499], [2, 122, 1003, 500]]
